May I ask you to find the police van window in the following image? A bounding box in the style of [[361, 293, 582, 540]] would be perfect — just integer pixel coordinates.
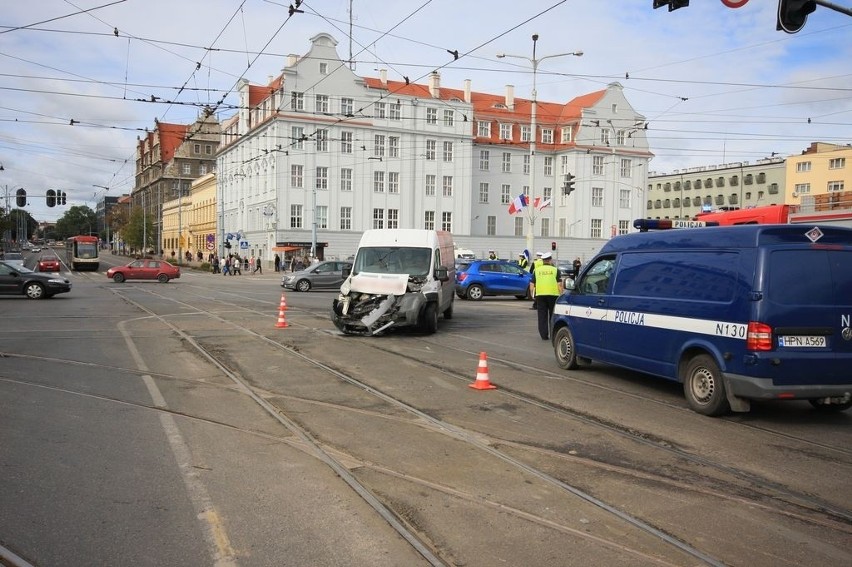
[[578, 257, 615, 294], [768, 250, 852, 306], [612, 251, 738, 302]]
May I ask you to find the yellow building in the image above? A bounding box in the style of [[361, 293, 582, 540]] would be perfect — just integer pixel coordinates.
[[786, 142, 851, 209], [162, 173, 217, 262]]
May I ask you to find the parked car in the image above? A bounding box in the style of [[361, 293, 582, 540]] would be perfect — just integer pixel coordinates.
[[37, 255, 61, 272], [0, 260, 72, 299], [455, 259, 532, 300], [282, 260, 352, 292], [107, 259, 180, 283]]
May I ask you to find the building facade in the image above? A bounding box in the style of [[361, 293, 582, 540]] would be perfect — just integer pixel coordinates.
[[785, 142, 851, 213], [216, 33, 652, 263]]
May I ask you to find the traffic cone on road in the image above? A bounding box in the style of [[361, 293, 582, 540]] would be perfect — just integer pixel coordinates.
[[469, 351, 497, 390], [275, 293, 289, 328]]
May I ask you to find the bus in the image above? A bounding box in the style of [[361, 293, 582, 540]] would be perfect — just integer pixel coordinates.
[[65, 235, 100, 271]]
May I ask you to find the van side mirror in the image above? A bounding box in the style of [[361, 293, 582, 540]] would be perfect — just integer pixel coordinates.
[[563, 277, 576, 291], [342, 265, 352, 278], [435, 266, 449, 282]]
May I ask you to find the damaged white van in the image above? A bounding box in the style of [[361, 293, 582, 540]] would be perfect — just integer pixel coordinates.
[[331, 229, 456, 335]]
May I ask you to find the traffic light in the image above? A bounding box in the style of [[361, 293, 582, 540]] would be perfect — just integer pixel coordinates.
[[551, 241, 557, 251], [653, 0, 689, 11], [777, 0, 815, 33], [562, 173, 576, 196], [46, 189, 56, 207], [60, 191, 67, 205], [224, 241, 231, 249], [15, 188, 26, 207]]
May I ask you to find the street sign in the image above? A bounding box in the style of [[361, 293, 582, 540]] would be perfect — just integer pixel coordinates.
[[206, 234, 215, 251], [240, 241, 249, 249]]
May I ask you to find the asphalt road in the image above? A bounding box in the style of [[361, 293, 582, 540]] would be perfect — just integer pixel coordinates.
[[1, 253, 850, 566]]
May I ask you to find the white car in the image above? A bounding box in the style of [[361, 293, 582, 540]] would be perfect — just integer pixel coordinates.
[[2, 252, 25, 270]]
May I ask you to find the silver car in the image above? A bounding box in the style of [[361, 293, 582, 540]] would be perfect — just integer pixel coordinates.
[[2, 252, 25, 270], [281, 261, 352, 292]]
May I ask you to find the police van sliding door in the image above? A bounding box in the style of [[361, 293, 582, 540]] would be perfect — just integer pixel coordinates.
[[605, 251, 744, 379], [569, 256, 616, 360]]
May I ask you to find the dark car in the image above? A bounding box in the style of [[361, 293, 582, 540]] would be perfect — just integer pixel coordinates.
[[455, 259, 532, 300], [281, 260, 352, 292], [106, 259, 181, 283], [0, 260, 72, 299], [37, 255, 62, 273]]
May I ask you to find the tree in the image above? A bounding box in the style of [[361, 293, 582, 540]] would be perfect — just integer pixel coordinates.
[[121, 207, 154, 253], [55, 205, 97, 238]]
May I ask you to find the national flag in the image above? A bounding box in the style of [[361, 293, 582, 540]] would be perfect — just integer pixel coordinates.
[[533, 197, 552, 211], [508, 193, 527, 215]]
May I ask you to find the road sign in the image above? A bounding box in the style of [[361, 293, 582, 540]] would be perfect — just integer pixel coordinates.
[[206, 234, 215, 250], [240, 241, 249, 249], [721, 0, 749, 7]]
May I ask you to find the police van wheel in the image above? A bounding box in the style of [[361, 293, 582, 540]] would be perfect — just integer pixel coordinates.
[[683, 355, 730, 416], [554, 327, 579, 370], [419, 303, 438, 335]]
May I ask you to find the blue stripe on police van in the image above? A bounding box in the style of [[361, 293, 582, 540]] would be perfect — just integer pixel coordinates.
[[553, 304, 748, 341]]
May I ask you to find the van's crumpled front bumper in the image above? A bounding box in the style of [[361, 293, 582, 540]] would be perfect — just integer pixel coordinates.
[[331, 272, 426, 335]]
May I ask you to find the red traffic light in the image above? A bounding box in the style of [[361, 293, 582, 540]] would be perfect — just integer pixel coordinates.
[[16, 188, 27, 207], [551, 241, 557, 251]]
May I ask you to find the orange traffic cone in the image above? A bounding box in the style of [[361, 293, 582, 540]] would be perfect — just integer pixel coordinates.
[[275, 293, 289, 328], [469, 351, 496, 390]]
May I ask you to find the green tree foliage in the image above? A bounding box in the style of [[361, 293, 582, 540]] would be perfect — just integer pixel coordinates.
[[55, 205, 97, 238], [121, 207, 154, 253]]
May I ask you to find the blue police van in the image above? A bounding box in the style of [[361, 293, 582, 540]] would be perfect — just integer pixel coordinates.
[[551, 220, 852, 416]]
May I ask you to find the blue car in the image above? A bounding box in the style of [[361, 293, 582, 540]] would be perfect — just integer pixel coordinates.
[[455, 260, 531, 300]]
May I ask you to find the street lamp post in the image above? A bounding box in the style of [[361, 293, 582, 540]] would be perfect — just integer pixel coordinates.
[[498, 34, 582, 255]]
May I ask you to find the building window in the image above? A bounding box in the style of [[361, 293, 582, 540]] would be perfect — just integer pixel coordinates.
[[756, 173, 766, 184], [618, 220, 629, 235], [561, 127, 572, 143], [315, 129, 328, 152], [620, 189, 630, 208], [502, 152, 512, 173], [443, 109, 454, 126], [593, 156, 604, 175], [479, 150, 490, 171], [500, 123, 512, 140], [316, 167, 328, 190], [616, 130, 626, 145], [544, 156, 553, 176], [441, 211, 452, 232], [341, 131, 353, 153], [443, 141, 454, 162], [291, 92, 304, 111], [514, 217, 524, 237], [193, 143, 200, 154], [340, 168, 352, 191], [478, 121, 491, 137], [592, 187, 603, 207], [388, 172, 399, 194], [387, 209, 399, 229], [388, 136, 399, 157], [794, 183, 810, 194], [828, 181, 845, 192], [291, 165, 303, 188], [829, 158, 846, 169], [424, 210, 435, 230], [205, 145, 212, 155], [501, 184, 511, 205], [797, 161, 812, 172], [729, 175, 738, 186], [523, 154, 530, 175], [426, 107, 437, 125], [316, 206, 328, 229], [425, 174, 436, 196], [600, 129, 610, 145], [374, 102, 386, 118], [620, 159, 632, 177], [319, 62, 328, 75], [541, 129, 553, 144], [340, 207, 352, 230], [479, 182, 489, 203], [199, 163, 208, 175], [442, 176, 453, 197], [716, 176, 726, 187], [315, 94, 329, 113], [290, 204, 303, 228], [487, 216, 496, 236], [341, 97, 353, 116], [591, 219, 602, 238], [389, 102, 401, 120], [182, 163, 191, 175], [426, 139, 437, 160], [373, 208, 384, 229], [374, 135, 386, 156], [374, 171, 385, 193], [540, 218, 550, 237], [292, 126, 304, 149], [521, 125, 531, 142]]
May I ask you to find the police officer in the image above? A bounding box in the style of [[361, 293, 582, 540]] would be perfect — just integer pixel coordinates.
[[529, 251, 544, 309], [517, 252, 529, 271], [531, 252, 563, 340]]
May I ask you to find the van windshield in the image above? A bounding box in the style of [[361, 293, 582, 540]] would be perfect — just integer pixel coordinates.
[[354, 247, 432, 276]]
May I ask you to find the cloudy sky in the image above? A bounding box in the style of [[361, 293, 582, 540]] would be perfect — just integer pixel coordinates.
[[2, 0, 850, 221]]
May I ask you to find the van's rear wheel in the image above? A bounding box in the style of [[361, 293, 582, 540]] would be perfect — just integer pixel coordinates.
[[683, 354, 730, 416], [554, 327, 579, 370]]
